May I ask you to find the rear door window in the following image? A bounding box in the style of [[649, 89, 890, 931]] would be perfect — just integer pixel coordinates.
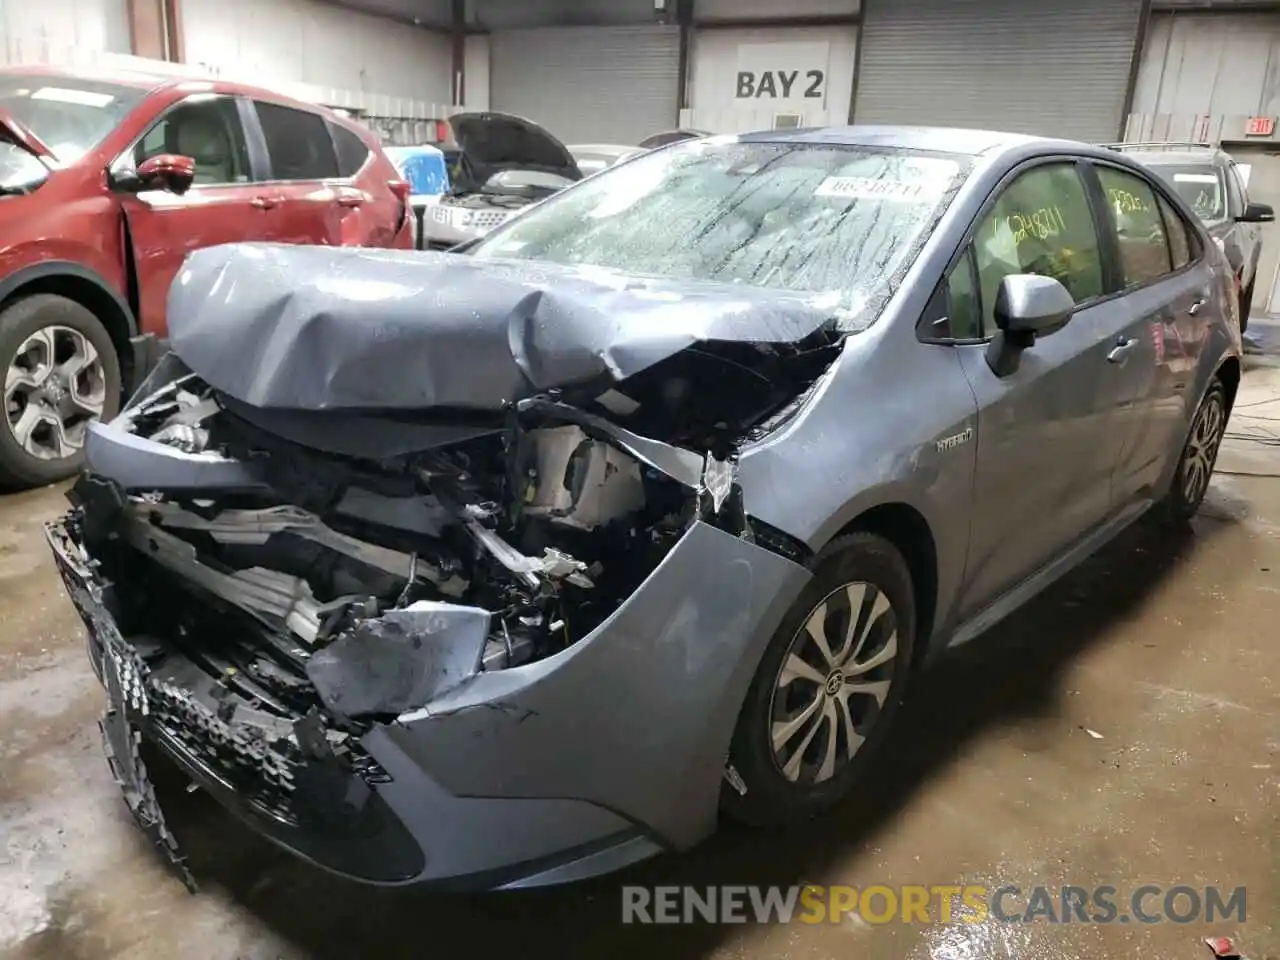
[[1096, 166, 1173, 288], [253, 101, 340, 181], [329, 121, 370, 178]]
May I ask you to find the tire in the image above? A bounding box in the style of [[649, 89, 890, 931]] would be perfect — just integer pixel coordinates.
[[1240, 279, 1253, 333], [0, 295, 121, 489], [1162, 379, 1228, 525], [722, 532, 917, 827]]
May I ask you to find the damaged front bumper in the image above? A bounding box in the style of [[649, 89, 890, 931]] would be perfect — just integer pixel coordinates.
[[53, 413, 810, 890]]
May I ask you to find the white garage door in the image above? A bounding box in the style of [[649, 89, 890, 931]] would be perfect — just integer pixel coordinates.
[[854, 0, 1144, 142], [1234, 149, 1280, 317], [489, 25, 679, 145], [686, 25, 858, 135]]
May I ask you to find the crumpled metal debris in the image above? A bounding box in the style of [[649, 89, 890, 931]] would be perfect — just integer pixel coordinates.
[[702, 455, 734, 514], [98, 641, 197, 892], [305, 601, 491, 717]]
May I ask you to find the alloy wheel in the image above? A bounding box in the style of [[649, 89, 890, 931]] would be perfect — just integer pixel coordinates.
[[767, 581, 899, 786], [4, 324, 107, 461], [1183, 391, 1226, 506]]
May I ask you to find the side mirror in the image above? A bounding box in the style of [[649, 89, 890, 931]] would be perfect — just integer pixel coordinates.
[[1237, 201, 1275, 223], [986, 274, 1075, 377], [119, 154, 196, 195]]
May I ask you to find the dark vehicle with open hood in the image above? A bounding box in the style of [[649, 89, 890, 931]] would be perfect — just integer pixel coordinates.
[[420, 111, 582, 249], [48, 126, 1242, 891]]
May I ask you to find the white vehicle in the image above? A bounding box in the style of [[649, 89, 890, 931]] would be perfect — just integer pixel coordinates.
[[420, 112, 581, 250]]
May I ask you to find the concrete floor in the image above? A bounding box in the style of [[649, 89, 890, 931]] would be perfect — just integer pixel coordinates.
[[3, 365, 1279, 960]]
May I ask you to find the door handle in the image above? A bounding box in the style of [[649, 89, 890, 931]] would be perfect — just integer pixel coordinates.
[[1107, 336, 1136, 364], [335, 194, 363, 208], [1188, 298, 1207, 316], [251, 195, 278, 210]]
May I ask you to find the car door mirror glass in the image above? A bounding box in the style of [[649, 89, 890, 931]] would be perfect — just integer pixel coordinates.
[[993, 273, 1074, 337], [1238, 201, 1275, 223], [132, 154, 196, 195]]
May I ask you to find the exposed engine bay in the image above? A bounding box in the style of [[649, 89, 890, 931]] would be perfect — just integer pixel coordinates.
[[63, 333, 831, 837]]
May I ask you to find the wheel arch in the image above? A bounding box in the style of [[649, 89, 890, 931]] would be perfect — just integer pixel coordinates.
[[0, 262, 138, 386], [829, 502, 939, 671], [1216, 355, 1241, 413]]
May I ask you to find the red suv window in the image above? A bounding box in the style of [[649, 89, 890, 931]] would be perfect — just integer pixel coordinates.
[[329, 122, 371, 178], [254, 101, 339, 180]]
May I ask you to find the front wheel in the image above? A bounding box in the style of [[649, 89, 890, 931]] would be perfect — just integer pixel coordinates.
[[722, 532, 917, 827], [0, 295, 121, 489], [1162, 379, 1228, 524]]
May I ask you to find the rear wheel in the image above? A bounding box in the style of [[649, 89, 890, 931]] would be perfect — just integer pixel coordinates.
[[722, 532, 916, 827], [0, 295, 120, 489], [1162, 379, 1228, 524]]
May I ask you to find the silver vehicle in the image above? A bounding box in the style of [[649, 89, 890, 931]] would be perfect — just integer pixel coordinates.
[[1106, 142, 1274, 331], [48, 127, 1240, 892], [567, 143, 644, 176], [419, 112, 581, 250]]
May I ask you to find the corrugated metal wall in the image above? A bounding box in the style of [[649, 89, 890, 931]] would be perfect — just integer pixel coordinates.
[[467, 0, 659, 29], [489, 25, 679, 144], [182, 0, 452, 104], [854, 0, 1145, 141], [1126, 11, 1280, 141], [695, 0, 859, 18], [0, 0, 129, 64]]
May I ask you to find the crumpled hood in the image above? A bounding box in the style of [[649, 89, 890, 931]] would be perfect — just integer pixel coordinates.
[[165, 243, 840, 413]]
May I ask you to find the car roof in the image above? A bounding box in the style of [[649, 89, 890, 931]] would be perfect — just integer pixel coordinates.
[[0, 63, 171, 92], [1120, 149, 1223, 166], [0, 63, 348, 121], [738, 124, 1047, 156]]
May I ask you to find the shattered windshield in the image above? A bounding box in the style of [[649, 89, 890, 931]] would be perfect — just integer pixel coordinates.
[[472, 138, 967, 324], [0, 74, 147, 163], [1147, 163, 1226, 222]]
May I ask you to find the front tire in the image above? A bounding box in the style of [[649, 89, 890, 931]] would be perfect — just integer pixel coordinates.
[[0, 295, 120, 489], [722, 532, 917, 828], [1163, 379, 1228, 524]]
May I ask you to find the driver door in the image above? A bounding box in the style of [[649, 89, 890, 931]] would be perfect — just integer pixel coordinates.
[[953, 160, 1134, 619], [113, 95, 276, 335]]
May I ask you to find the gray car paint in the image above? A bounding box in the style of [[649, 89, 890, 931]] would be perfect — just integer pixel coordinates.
[[734, 131, 1237, 654], [64, 126, 1240, 888]]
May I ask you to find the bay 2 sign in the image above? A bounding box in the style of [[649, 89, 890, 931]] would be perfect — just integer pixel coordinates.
[[734, 42, 830, 106]]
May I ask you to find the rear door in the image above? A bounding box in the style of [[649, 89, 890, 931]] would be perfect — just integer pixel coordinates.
[[330, 120, 406, 248], [113, 94, 275, 334], [1090, 162, 1214, 507], [245, 100, 341, 245], [951, 159, 1134, 618]]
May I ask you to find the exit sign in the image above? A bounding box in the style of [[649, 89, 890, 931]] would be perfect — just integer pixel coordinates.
[[1245, 116, 1275, 136]]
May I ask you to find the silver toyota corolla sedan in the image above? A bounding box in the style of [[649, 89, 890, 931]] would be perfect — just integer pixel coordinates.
[[47, 126, 1241, 892]]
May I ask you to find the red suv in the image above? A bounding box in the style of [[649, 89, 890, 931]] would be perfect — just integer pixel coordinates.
[[0, 66, 413, 488]]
